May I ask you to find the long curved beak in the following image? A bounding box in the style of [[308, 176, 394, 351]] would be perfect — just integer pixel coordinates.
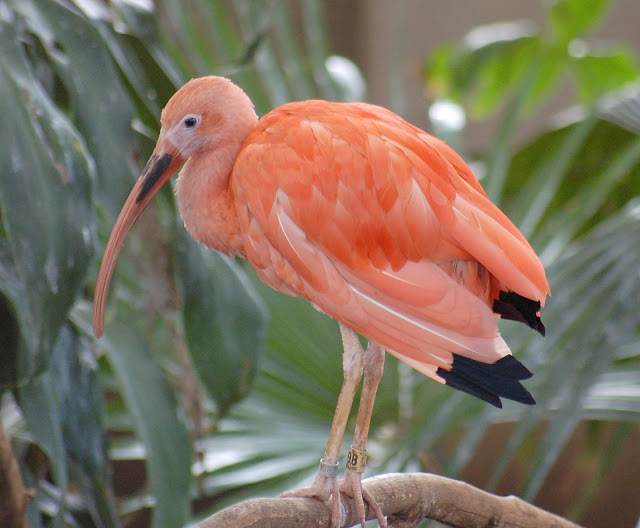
[[93, 141, 184, 337]]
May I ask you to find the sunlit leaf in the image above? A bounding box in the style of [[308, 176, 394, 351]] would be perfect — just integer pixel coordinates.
[[546, 0, 610, 44], [571, 46, 640, 104], [522, 44, 566, 111], [424, 1, 639, 122], [424, 21, 542, 117]]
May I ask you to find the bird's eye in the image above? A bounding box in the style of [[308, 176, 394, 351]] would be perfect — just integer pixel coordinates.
[[183, 114, 201, 129]]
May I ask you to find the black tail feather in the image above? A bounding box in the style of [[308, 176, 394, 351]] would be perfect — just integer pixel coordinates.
[[493, 291, 546, 336], [436, 354, 536, 408]]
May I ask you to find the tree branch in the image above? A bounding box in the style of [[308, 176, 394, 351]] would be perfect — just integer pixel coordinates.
[[194, 473, 583, 528]]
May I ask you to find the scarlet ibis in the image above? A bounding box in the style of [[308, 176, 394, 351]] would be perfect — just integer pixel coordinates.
[[94, 76, 549, 528]]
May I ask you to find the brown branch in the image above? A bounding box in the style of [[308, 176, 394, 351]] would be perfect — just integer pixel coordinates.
[[0, 418, 30, 528], [194, 473, 583, 528]]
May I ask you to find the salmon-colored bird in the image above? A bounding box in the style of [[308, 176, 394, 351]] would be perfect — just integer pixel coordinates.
[[94, 76, 549, 528]]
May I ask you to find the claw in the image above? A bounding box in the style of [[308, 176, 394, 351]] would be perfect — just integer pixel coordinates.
[[340, 470, 387, 528], [281, 473, 343, 527], [282, 471, 387, 528]]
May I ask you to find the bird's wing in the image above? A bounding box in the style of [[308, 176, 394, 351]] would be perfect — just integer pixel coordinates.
[[232, 101, 549, 387]]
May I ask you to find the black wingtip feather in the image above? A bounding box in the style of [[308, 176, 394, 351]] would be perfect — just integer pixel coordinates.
[[437, 354, 536, 408], [493, 291, 546, 336]]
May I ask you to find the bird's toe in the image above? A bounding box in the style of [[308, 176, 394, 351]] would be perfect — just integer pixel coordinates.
[[281, 473, 343, 526], [340, 470, 387, 528]]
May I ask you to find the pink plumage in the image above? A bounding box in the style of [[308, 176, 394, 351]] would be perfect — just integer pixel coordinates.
[[93, 76, 550, 527]]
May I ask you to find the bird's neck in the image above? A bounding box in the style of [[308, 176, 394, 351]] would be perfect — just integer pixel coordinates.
[[176, 145, 246, 258]]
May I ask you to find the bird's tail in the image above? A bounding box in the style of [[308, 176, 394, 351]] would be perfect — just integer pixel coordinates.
[[436, 353, 535, 408], [493, 291, 546, 336]]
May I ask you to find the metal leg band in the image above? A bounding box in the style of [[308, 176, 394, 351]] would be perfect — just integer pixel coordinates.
[[318, 458, 339, 478], [346, 445, 367, 473]]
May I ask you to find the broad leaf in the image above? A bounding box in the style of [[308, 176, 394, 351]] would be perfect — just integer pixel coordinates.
[[73, 0, 181, 128], [17, 323, 118, 528], [571, 47, 640, 104], [0, 12, 95, 385], [546, 0, 610, 44], [425, 21, 541, 117], [424, 1, 639, 123], [17, 364, 68, 528], [11, 0, 138, 221], [175, 228, 268, 416], [49, 326, 108, 483]]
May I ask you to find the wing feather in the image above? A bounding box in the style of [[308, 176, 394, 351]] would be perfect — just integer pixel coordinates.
[[232, 100, 550, 378]]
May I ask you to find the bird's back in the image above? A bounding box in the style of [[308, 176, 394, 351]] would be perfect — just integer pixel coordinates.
[[231, 100, 550, 406]]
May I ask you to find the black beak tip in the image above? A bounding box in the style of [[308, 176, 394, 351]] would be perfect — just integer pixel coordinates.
[[136, 153, 173, 203]]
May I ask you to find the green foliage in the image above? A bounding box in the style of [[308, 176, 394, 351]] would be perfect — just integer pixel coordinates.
[[0, 1, 639, 527], [425, 0, 638, 116], [175, 230, 267, 415], [0, 7, 95, 387], [0, 0, 267, 526], [93, 317, 192, 528]]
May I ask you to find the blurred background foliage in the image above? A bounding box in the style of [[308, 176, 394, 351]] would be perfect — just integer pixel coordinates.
[[0, 0, 639, 527]]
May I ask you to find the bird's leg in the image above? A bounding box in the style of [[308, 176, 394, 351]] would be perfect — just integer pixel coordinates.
[[340, 341, 387, 528], [281, 323, 365, 526]]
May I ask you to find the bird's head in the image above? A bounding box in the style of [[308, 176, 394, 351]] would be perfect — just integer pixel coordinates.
[[140, 76, 257, 203], [92, 76, 257, 338]]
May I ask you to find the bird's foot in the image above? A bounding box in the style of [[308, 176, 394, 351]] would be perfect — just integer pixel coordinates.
[[281, 456, 387, 528], [281, 460, 343, 527], [340, 469, 387, 528]]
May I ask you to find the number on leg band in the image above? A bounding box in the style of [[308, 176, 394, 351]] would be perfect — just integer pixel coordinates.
[[346, 445, 367, 473]]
